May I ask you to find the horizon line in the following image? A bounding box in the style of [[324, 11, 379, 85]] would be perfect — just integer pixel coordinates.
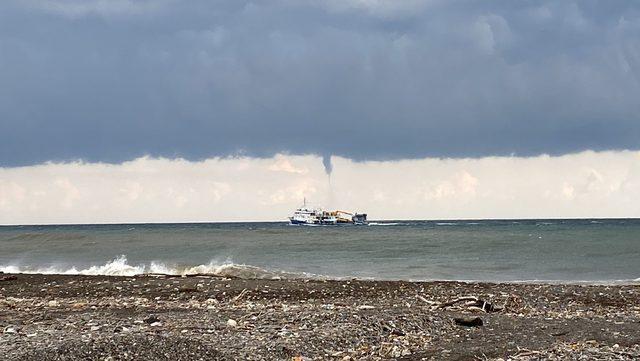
[[2, 216, 639, 227]]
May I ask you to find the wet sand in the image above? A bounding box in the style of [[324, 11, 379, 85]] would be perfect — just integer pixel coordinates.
[[1, 273, 639, 360]]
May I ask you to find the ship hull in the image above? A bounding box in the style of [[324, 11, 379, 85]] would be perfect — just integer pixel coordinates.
[[288, 204, 367, 225], [288, 219, 366, 226], [289, 219, 313, 225]]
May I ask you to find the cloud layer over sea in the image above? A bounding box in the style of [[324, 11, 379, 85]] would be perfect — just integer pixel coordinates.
[[2, 151, 640, 224]]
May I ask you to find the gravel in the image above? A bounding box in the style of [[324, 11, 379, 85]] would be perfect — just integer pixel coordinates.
[[1, 273, 639, 360]]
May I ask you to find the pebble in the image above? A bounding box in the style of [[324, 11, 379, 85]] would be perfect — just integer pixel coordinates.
[[357, 305, 375, 310], [143, 314, 160, 324], [2, 274, 639, 360], [4, 326, 17, 334]]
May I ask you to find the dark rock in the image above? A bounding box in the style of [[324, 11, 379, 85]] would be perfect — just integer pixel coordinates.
[[143, 315, 160, 324], [454, 316, 483, 327], [0, 275, 18, 282]]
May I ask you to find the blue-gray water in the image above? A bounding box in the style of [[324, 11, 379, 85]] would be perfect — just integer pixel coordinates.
[[1, 220, 639, 283]]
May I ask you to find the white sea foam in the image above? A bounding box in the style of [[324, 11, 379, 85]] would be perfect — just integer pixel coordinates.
[[367, 222, 400, 226], [0, 265, 22, 274], [0, 255, 310, 280], [2, 257, 637, 285]]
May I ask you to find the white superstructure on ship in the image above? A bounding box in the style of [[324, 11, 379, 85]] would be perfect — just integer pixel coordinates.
[[288, 199, 367, 225]]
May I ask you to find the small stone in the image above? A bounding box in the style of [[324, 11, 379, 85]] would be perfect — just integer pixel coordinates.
[[227, 319, 238, 327], [72, 302, 87, 309], [4, 326, 17, 334], [143, 314, 160, 324], [47, 300, 59, 307], [357, 305, 375, 310]]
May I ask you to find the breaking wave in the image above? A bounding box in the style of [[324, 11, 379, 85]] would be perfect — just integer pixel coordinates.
[[0, 255, 312, 280]]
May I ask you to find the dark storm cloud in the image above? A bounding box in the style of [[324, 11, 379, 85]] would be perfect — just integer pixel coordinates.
[[1, 0, 640, 166]]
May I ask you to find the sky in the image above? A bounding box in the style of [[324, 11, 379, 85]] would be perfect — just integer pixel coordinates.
[[1, 1, 640, 223]]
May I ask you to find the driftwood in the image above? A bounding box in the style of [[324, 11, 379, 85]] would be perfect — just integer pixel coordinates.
[[513, 349, 541, 358], [438, 296, 480, 308], [232, 288, 249, 303], [135, 273, 229, 279], [135, 273, 182, 278], [416, 295, 437, 306], [438, 296, 500, 312]]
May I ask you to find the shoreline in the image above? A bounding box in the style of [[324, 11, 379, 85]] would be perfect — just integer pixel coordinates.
[[1, 273, 639, 360], [2, 269, 639, 286]]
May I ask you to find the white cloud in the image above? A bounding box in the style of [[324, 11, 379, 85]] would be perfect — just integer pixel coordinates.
[[421, 171, 478, 201], [54, 178, 81, 209], [268, 156, 309, 174], [1, 151, 640, 224], [0, 181, 26, 210]]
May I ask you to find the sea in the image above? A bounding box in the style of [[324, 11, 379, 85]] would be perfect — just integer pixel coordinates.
[[1, 219, 639, 283]]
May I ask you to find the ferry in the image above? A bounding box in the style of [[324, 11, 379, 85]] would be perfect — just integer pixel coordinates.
[[288, 199, 367, 225]]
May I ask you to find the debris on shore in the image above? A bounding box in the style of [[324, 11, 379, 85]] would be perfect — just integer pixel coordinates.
[[0, 273, 638, 360]]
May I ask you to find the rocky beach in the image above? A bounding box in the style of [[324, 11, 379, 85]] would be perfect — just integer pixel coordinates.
[[0, 273, 639, 360]]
